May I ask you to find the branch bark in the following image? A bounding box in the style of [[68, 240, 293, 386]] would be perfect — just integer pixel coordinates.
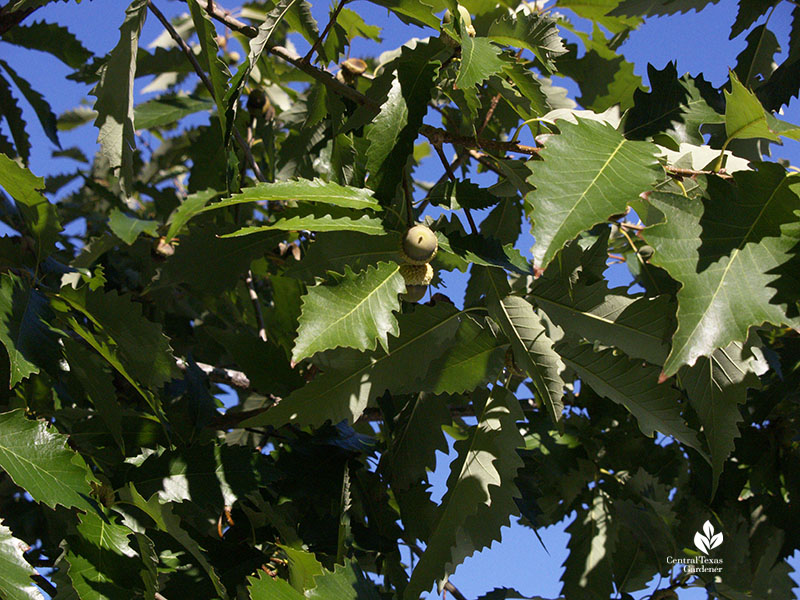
[[420, 124, 541, 156]]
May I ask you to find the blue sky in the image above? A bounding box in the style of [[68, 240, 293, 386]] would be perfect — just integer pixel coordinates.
[[1, 1, 799, 598]]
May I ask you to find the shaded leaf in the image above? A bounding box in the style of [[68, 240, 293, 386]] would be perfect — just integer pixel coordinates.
[[133, 94, 214, 129], [0, 59, 60, 148], [456, 36, 505, 90], [0, 20, 92, 68], [287, 232, 401, 283], [487, 11, 566, 72], [223, 208, 386, 238], [0, 72, 31, 162], [0, 519, 43, 600], [108, 208, 158, 245]]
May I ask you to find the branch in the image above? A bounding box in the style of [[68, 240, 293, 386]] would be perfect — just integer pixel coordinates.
[[176, 358, 251, 389], [147, 0, 265, 182], [200, 0, 377, 109], [420, 124, 541, 156], [665, 165, 733, 180], [245, 270, 267, 341]]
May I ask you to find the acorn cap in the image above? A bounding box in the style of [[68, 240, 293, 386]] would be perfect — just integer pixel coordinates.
[[341, 58, 367, 75], [400, 263, 434, 286], [401, 224, 438, 265]]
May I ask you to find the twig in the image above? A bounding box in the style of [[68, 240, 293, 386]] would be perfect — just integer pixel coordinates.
[[420, 124, 540, 156], [246, 270, 268, 341], [32, 574, 57, 598], [155, 593, 169, 600], [477, 93, 502, 136], [433, 142, 458, 182], [147, 0, 266, 181], [467, 149, 504, 176], [200, 0, 376, 109], [175, 358, 251, 389], [303, 0, 348, 63], [665, 165, 732, 180]]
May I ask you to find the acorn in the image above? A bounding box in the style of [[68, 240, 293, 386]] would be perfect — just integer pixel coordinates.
[[247, 88, 274, 121], [399, 264, 434, 303], [336, 58, 368, 86], [402, 285, 428, 303], [637, 245, 654, 261], [401, 223, 438, 265]]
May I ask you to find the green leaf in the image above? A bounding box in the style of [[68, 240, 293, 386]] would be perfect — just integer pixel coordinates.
[[130, 443, 264, 511], [0, 153, 61, 259], [57, 106, 97, 131], [0, 519, 43, 600], [164, 188, 220, 241], [455, 36, 505, 90], [0, 409, 95, 511], [731, 0, 778, 39], [306, 561, 381, 599], [0, 72, 31, 161], [202, 179, 381, 215], [223, 208, 386, 237], [724, 70, 780, 143], [557, 343, 703, 453], [486, 269, 565, 427], [57, 286, 177, 392], [108, 208, 158, 245], [0, 59, 60, 148], [420, 316, 508, 395], [677, 341, 767, 496], [733, 25, 780, 89], [426, 179, 500, 211], [404, 387, 524, 600], [561, 488, 617, 600], [525, 118, 660, 269], [365, 0, 442, 29], [242, 303, 462, 428], [119, 484, 226, 597], [386, 392, 451, 489], [248, 571, 304, 600], [0, 20, 92, 68], [558, 0, 642, 33], [487, 12, 566, 72], [642, 167, 800, 376], [611, 0, 721, 17], [293, 262, 404, 363], [187, 0, 232, 143], [90, 0, 147, 199], [287, 232, 401, 283], [0, 274, 60, 387], [531, 239, 675, 365], [63, 512, 145, 600], [133, 94, 214, 129]]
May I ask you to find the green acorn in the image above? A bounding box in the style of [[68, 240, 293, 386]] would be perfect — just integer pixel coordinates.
[[399, 263, 434, 303], [401, 224, 438, 265]]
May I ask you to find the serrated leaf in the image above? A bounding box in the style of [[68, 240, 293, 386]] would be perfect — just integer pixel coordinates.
[[387, 392, 450, 490], [724, 70, 780, 143], [0, 274, 60, 387], [58, 286, 176, 391], [133, 94, 214, 129], [64, 512, 144, 600], [242, 303, 462, 428], [108, 208, 158, 245], [733, 25, 779, 89], [531, 239, 675, 365], [306, 561, 381, 599], [0, 409, 95, 511], [561, 488, 616, 599], [202, 179, 381, 216], [487, 12, 566, 72], [0, 519, 43, 600], [426, 179, 500, 211], [293, 262, 404, 363], [456, 36, 505, 90], [119, 484, 226, 597], [526, 118, 660, 269], [57, 106, 97, 131], [223, 209, 386, 237], [421, 316, 508, 395], [164, 188, 220, 241], [287, 232, 401, 283], [557, 343, 703, 453], [0, 72, 31, 161], [129, 443, 264, 511], [558, 0, 642, 33], [90, 0, 147, 199], [642, 166, 800, 376], [0, 59, 60, 148], [404, 387, 524, 600], [486, 269, 565, 427], [365, 0, 441, 29], [0, 20, 92, 68], [611, 0, 721, 17], [0, 153, 61, 259], [248, 571, 304, 599], [678, 341, 767, 496]]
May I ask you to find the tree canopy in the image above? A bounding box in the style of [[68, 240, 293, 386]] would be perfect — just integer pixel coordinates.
[[0, 0, 799, 599]]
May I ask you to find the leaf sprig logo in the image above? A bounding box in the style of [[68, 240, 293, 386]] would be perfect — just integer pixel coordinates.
[[694, 520, 723, 555]]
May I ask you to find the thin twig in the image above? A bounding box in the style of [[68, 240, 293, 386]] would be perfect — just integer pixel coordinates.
[[477, 93, 502, 136], [246, 270, 268, 341], [303, 0, 348, 63], [434, 142, 458, 182], [147, 0, 265, 181], [203, 1, 258, 36], [467, 149, 504, 176], [420, 124, 540, 156], [175, 358, 251, 389], [155, 593, 169, 600], [665, 165, 732, 180]]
